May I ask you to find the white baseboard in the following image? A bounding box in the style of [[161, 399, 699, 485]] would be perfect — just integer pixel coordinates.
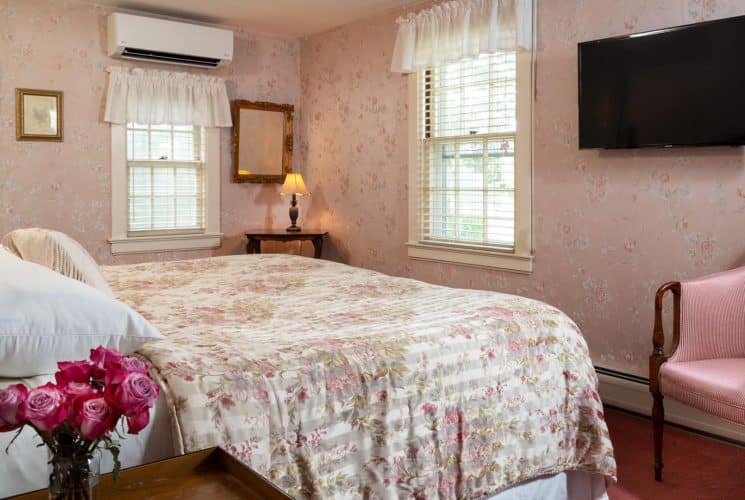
[[597, 370, 745, 443]]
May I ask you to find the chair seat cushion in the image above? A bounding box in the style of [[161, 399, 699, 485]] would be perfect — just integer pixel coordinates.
[[660, 358, 745, 425]]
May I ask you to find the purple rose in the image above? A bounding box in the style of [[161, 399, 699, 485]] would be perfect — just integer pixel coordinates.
[[54, 360, 92, 386], [107, 372, 159, 418], [20, 383, 67, 432], [60, 382, 98, 412], [126, 410, 150, 434], [105, 356, 148, 386], [0, 384, 28, 432], [89, 346, 123, 381], [71, 395, 117, 440]]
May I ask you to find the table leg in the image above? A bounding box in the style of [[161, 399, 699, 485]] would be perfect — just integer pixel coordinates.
[[246, 238, 262, 254], [312, 236, 323, 259]]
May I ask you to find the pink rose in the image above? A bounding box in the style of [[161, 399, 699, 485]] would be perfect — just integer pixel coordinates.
[[55, 360, 92, 386], [71, 395, 117, 440], [105, 356, 148, 386], [107, 372, 159, 417], [0, 384, 28, 432], [118, 356, 148, 374], [60, 382, 98, 412], [89, 346, 123, 380], [126, 410, 150, 434], [20, 383, 67, 432]]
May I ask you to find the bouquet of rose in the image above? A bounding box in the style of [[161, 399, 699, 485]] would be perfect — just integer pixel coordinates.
[[0, 346, 160, 499]]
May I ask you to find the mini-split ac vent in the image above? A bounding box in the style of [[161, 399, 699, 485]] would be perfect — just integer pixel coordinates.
[[108, 13, 233, 69], [120, 47, 221, 68]]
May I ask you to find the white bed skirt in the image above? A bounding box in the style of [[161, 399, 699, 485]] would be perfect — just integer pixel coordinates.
[[489, 470, 608, 500], [0, 374, 174, 498]]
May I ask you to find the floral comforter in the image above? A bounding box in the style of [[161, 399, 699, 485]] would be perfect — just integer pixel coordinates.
[[102, 255, 616, 498]]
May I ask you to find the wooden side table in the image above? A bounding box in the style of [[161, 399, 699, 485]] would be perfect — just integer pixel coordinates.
[[245, 230, 329, 259]]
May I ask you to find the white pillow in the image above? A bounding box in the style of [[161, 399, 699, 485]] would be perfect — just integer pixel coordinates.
[[0, 247, 163, 377], [2, 228, 114, 296]]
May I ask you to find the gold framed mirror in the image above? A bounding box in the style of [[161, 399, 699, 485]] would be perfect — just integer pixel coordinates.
[[232, 100, 293, 183]]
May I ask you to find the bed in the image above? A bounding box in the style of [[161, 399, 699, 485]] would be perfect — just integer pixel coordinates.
[[1, 253, 615, 498], [96, 253, 616, 498]]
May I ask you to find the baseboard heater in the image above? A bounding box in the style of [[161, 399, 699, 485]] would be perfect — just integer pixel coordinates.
[[595, 365, 745, 445], [595, 366, 648, 384]]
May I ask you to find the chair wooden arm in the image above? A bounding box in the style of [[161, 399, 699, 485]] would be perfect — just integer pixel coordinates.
[[650, 281, 681, 482], [650, 281, 681, 395]]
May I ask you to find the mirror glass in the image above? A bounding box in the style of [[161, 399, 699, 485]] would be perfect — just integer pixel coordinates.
[[237, 109, 284, 176], [233, 101, 293, 183]]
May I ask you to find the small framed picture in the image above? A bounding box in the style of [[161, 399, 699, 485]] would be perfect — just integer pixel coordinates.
[[16, 88, 63, 141]]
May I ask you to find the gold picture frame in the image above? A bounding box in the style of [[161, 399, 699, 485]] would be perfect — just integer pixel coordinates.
[[16, 88, 63, 141]]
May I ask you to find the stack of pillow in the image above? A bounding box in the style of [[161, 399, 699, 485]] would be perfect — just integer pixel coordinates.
[[0, 228, 162, 378]]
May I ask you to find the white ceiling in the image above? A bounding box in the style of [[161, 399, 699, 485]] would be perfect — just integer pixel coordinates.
[[89, 0, 422, 36]]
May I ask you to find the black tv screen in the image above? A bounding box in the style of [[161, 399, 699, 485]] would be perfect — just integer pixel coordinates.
[[578, 15, 745, 149]]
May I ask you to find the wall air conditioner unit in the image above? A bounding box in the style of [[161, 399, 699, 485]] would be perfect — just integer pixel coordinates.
[[107, 13, 233, 69]]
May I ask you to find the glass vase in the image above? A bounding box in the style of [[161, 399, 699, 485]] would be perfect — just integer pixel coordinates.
[[48, 448, 100, 500]]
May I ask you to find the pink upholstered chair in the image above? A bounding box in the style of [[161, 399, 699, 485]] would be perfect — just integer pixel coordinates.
[[649, 267, 745, 481]]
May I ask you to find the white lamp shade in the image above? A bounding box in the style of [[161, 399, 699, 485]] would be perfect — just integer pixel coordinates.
[[280, 173, 310, 196]]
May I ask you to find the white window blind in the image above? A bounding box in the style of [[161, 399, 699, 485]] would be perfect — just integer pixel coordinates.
[[126, 123, 205, 235], [420, 52, 517, 250]]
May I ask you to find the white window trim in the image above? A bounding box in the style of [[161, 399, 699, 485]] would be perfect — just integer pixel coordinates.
[[406, 49, 534, 274], [108, 124, 222, 255]]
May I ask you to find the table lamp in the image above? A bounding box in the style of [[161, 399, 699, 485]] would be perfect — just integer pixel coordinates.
[[279, 173, 309, 232]]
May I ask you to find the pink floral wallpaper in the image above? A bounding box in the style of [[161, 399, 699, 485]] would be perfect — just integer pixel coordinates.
[[0, 0, 303, 264], [299, 0, 745, 377]]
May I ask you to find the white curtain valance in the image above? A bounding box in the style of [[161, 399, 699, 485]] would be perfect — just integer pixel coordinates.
[[390, 0, 533, 74], [103, 66, 232, 127]]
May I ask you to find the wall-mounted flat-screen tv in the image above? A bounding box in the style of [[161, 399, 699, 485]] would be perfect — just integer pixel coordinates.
[[578, 15, 745, 149]]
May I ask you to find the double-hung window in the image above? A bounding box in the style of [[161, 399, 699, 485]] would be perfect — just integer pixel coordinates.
[[109, 123, 221, 254], [104, 66, 228, 254], [407, 50, 533, 273], [126, 123, 204, 235]]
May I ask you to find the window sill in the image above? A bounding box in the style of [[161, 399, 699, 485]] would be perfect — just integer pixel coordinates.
[[406, 241, 533, 274], [109, 232, 223, 255]]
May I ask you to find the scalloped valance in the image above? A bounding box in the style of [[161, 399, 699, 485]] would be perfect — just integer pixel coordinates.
[[390, 0, 533, 74], [103, 66, 232, 127]]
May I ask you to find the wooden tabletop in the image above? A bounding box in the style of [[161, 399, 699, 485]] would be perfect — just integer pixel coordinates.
[[13, 448, 290, 500], [244, 230, 328, 258], [244, 229, 328, 237]]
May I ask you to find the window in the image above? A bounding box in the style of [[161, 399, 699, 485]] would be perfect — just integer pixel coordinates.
[[126, 123, 204, 235], [407, 51, 533, 273], [109, 124, 221, 255]]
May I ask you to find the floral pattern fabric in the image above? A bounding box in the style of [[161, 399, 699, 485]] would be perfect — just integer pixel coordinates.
[[102, 255, 616, 498]]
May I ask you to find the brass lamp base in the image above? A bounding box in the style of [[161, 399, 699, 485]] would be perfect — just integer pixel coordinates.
[[286, 225, 301, 232]]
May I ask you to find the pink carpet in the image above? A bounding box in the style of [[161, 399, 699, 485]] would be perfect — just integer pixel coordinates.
[[605, 409, 745, 499]]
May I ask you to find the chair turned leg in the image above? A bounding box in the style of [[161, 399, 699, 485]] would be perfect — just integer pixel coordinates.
[[652, 393, 664, 481]]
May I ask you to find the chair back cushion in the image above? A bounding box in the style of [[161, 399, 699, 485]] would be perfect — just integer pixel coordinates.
[[670, 266, 745, 362]]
